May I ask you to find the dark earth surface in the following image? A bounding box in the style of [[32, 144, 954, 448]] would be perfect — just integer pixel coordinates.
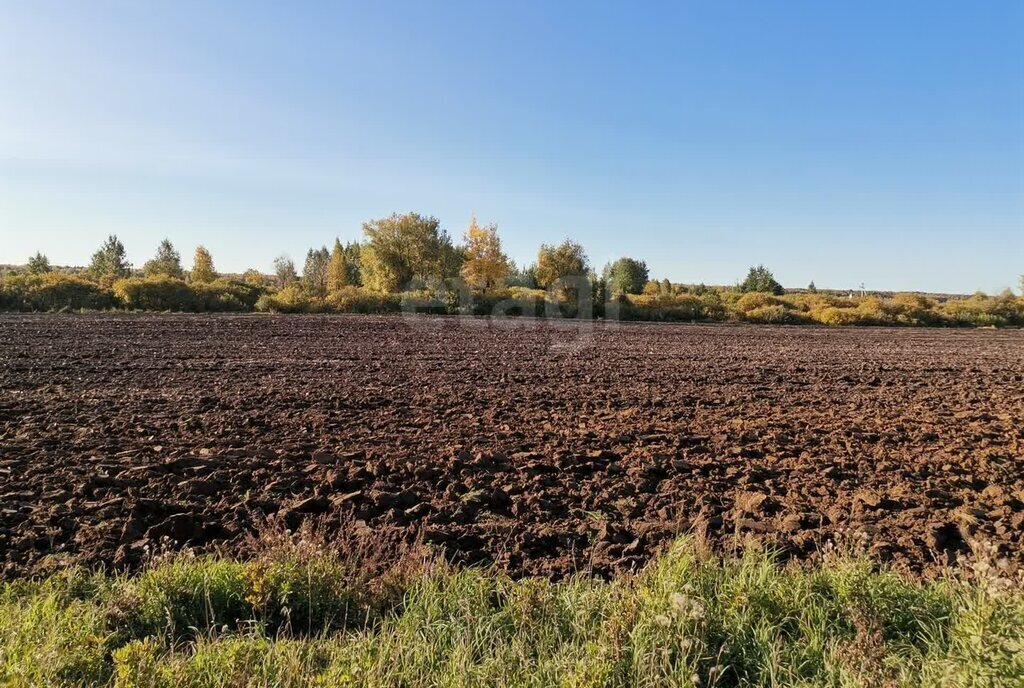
[[1, 313, 1022, 579]]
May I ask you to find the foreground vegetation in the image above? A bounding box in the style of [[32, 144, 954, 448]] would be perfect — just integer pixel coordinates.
[[5, 217, 1024, 327], [1, 531, 1021, 687]]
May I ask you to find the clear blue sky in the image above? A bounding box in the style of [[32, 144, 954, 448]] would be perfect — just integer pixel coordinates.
[[2, 1, 1022, 293]]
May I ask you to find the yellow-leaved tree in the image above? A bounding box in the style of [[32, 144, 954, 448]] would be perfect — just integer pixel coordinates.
[[191, 246, 217, 284], [459, 216, 510, 291]]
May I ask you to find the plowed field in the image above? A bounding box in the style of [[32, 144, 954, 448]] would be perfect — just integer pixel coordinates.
[[1, 314, 1022, 579]]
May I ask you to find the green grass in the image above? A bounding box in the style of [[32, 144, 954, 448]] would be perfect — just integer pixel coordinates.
[[0, 535, 1020, 687]]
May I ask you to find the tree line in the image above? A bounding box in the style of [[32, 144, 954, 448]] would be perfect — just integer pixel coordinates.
[[23, 213, 781, 296], [4, 211, 1024, 327]]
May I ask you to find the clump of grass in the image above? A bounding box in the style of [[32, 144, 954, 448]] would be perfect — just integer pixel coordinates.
[[108, 553, 250, 642], [1, 533, 1021, 687], [111, 636, 339, 688], [102, 518, 421, 644], [0, 569, 116, 687], [241, 523, 389, 636]]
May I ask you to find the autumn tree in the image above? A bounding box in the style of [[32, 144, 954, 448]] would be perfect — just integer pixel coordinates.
[[89, 235, 131, 285], [242, 269, 265, 286], [361, 212, 460, 292], [303, 246, 330, 297], [143, 239, 184, 278], [739, 265, 783, 295], [27, 252, 51, 275], [274, 255, 298, 288], [535, 240, 589, 289], [190, 246, 217, 284], [459, 216, 510, 291], [604, 257, 649, 295], [326, 239, 350, 292]]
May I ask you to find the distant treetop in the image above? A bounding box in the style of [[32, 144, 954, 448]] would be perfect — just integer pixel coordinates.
[[143, 239, 184, 279], [88, 235, 131, 286], [190, 246, 217, 284], [740, 265, 784, 295], [27, 252, 51, 275]]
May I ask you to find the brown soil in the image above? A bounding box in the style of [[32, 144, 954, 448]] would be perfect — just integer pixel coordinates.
[[1, 313, 1022, 579]]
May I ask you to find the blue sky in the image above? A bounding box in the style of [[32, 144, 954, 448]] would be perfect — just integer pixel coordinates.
[[1, 1, 1022, 293]]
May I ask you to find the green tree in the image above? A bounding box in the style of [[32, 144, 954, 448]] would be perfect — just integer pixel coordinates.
[[344, 241, 363, 287], [739, 265, 784, 295], [190, 246, 217, 284], [807, 281, 817, 293], [604, 257, 649, 296], [274, 255, 298, 288], [535, 240, 589, 289], [360, 212, 459, 292], [142, 239, 184, 278], [506, 262, 537, 288], [592, 270, 608, 307], [26, 252, 51, 275], [1019, 274, 1023, 296], [303, 246, 330, 297], [88, 235, 131, 285], [326, 239, 349, 292], [438, 243, 465, 284]]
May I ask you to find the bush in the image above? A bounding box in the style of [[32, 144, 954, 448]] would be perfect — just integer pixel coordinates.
[[743, 304, 798, 324], [113, 277, 265, 312], [786, 293, 852, 313], [813, 306, 865, 326], [192, 280, 263, 312], [398, 289, 452, 316], [622, 294, 704, 321], [113, 276, 196, 311], [888, 293, 942, 326], [890, 292, 933, 311], [468, 286, 547, 318], [469, 288, 542, 317], [255, 286, 319, 313], [670, 294, 703, 319], [699, 291, 727, 320], [506, 286, 548, 302], [735, 292, 787, 314], [0, 273, 117, 311], [325, 286, 401, 314], [854, 297, 901, 326], [940, 292, 1024, 327]]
